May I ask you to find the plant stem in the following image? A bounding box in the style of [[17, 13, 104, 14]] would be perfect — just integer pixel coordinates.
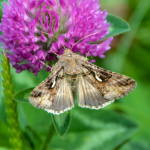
[[41, 123, 55, 150], [1, 51, 22, 150]]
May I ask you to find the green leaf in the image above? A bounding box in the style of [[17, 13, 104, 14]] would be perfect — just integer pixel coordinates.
[[52, 111, 71, 137], [47, 149, 64, 150], [21, 133, 34, 150], [106, 13, 130, 39], [0, 9, 2, 22], [49, 108, 138, 150], [0, 0, 7, 22], [119, 141, 150, 150], [0, 148, 11, 150], [18, 103, 52, 135], [0, 5, 3, 21], [24, 126, 42, 150], [91, 13, 130, 44], [13, 87, 34, 102]]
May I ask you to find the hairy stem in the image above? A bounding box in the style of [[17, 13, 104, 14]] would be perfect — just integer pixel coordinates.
[[1, 51, 22, 150]]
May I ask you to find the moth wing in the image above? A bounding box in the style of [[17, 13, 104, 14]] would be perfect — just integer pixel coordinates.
[[77, 75, 114, 109], [81, 61, 137, 101], [45, 77, 74, 114], [29, 67, 74, 114], [29, 64, 62, 109]]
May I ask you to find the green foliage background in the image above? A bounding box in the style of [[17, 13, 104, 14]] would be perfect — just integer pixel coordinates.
[[0, 0, 150, 149]]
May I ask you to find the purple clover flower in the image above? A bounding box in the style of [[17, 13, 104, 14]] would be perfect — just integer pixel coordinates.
[[0, 0, 113, 75]]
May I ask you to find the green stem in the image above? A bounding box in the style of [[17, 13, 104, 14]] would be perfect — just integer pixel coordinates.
[[41, 123, 55, 150], [1, 51, 22, 150]]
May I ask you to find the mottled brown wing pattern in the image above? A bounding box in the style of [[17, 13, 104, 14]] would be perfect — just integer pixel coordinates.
[[45, 77, 74, 114], [81, 61, 137, 101], [77, 75, 114, 109], [29, 65, 63, 109], [29, 65, 74, 114]]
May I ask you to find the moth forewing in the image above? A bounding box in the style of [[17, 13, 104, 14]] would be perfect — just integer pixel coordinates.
[[81, 61, 137, 101], [77, 74, 115, 109], [29, 62, 75, 115], [44, 77, 74, 115]]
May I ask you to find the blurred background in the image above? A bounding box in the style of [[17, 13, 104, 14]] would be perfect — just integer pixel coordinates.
[[0, 0, 150, 149]]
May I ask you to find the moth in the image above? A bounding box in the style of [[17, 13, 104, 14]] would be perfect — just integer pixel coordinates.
[[29, 49, 137, 115]]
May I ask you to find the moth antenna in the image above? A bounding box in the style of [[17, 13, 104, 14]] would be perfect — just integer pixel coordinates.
[[38, 60, 52, 70], [71, 31, 103, 50], [86, 48, 92, 58], [50, 50, 59, 56]]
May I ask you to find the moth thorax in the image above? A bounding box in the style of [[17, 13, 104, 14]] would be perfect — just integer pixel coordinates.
[[65, 59, 82, 75]]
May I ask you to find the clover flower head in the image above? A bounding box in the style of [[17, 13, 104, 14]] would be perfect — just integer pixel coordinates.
[[0, 0, 113, 75]]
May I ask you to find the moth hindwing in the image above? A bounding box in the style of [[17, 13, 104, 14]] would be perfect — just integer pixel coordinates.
[[29, 49, 137, 115]]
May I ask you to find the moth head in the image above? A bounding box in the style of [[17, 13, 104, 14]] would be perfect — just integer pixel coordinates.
[[56, 48, 72, 60], [64, 49, 72, 54]]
